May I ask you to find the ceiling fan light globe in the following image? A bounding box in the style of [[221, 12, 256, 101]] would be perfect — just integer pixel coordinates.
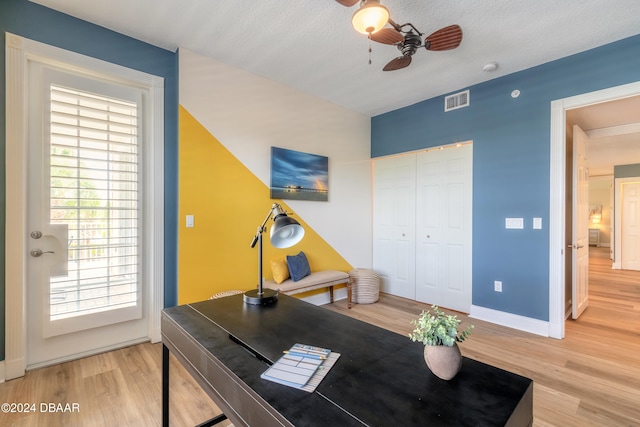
[[352, 0, 389, 35]]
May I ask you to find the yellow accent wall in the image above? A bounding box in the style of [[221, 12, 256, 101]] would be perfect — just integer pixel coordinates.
[[178, 106, 352, 304]]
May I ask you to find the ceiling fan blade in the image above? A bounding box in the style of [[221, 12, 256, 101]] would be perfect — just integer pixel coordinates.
[[425, 25, 463, 51], [370, 28, 404, 45], [335, 0, 359, 6], [383, 56, 412, 71]]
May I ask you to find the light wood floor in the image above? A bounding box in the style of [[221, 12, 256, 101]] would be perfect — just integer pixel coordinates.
[[1, 247, 638, 426]]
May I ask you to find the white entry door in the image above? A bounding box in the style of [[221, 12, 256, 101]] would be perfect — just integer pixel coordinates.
[[373, 155, 416, 299], [572, 125, 590, 319], [621, 181, 640, 271], [25, 61, 149, 368], [415, 144, 472, 312]]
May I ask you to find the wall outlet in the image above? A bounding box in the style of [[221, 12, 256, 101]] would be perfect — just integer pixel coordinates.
[[494, 280, 503, 292]]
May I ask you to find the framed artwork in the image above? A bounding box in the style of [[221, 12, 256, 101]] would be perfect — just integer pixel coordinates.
[[270, 147, 328, 201]]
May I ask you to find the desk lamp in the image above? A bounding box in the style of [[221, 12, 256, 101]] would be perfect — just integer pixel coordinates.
[[244, 203, 305, 305]]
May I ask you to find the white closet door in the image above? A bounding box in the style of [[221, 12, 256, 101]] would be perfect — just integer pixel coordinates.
[[415, 145, 472, 312], [373, 155, 416, 299], [621, 181, 640, 271]]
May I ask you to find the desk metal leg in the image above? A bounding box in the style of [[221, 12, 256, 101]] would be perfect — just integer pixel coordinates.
[[195, 413, 228, 427], [163, 343, 170, 427], [163, 343, 228, 427]]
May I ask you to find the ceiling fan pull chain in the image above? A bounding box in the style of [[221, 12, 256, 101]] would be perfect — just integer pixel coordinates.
[[368, 34, 372, 65]]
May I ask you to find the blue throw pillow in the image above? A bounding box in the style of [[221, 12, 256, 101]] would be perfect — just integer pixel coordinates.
[[286, 252, 311, 282]]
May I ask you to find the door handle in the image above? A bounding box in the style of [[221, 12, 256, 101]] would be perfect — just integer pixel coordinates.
[[31, 248, 55, 257], [567, 244, 585, 249], [30, 224, 68, 276]]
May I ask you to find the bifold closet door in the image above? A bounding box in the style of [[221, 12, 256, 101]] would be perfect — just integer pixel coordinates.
[[373, 155, 416, 299], [415, 145, 472, 312]]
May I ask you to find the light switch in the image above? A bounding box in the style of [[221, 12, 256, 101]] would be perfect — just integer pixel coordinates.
[[505, 218, 524, 229], [186, 215, 194, 228], [533, 218, 542, 229]]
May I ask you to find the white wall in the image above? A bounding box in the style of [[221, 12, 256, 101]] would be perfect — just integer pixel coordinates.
[[178, 48, 373, 269]]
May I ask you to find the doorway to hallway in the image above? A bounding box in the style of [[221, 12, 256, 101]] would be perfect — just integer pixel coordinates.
[[549, 81, 640, 339]]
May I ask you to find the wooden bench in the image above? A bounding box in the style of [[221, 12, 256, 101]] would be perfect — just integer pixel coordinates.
[[263, 270, 351, 306]]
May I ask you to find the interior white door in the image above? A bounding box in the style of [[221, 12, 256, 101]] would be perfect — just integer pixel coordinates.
[[621, 181, 640, 271], [610, 181, 615, 260], [373, 155, 416, 299], [572, 125, 589, 319], [415, 144, 472, 312], [26, 61, 149, 368]]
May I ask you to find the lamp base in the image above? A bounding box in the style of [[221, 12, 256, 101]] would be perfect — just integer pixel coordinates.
[[243, 288, 278, 305]]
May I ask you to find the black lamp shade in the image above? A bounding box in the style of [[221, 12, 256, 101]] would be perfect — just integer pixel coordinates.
[[270, 215, 305, 248]]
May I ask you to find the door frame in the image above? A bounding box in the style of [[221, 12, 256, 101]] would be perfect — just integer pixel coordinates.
[[4, 34, 165, 379], [549, 81, 640, 339]]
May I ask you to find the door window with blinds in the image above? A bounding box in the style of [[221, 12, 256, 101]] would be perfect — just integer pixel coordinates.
[[41, 69, 144, 337]]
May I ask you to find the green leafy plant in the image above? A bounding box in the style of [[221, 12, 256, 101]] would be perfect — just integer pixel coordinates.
[[408, 306, 473, 346]]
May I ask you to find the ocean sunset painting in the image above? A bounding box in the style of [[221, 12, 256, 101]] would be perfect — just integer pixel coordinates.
[[270, 147, 328, 201]]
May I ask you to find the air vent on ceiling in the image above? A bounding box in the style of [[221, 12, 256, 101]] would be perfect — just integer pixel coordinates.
[[444, 90, 470, 112]]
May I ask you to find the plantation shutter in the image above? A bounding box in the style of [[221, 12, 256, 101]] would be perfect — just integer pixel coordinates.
[[48, 84, 141, 325]]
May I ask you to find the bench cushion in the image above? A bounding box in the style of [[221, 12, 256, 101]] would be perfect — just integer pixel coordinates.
[[264, 270, 349, 295]]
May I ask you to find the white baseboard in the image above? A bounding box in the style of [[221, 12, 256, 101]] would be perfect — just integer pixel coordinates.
[[27, 338, 149, 371], [150, 326, 161, 344], [469, 305, 550, 337], [300, 287, 348, 306], [0, 360, 5, 383], [4, 356, 26, 381]]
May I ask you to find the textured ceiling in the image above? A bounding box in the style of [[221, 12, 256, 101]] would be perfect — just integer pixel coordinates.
[[30, 0, 640, 176], [30, 0, 640, 117]]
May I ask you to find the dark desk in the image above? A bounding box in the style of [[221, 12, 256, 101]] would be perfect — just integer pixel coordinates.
[[162, 294, 532, 426]]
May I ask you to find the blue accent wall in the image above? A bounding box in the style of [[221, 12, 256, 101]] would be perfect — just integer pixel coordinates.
[[0, 0, 179, 361], [372, 34, 640, 321]]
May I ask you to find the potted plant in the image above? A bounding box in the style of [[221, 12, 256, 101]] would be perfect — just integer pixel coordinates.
[[408, 305, 473, 380]]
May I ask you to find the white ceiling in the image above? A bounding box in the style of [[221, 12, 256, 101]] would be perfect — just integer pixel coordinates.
[[30, 0, 640, 117], [31, 0, 640, 176]]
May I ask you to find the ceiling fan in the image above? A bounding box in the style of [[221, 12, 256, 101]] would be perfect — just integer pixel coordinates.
[[336, 0, 463, 71]]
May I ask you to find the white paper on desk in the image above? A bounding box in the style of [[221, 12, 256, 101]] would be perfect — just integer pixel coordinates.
[[261, 352, 341, 392], [261, 354, 323, 388]]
